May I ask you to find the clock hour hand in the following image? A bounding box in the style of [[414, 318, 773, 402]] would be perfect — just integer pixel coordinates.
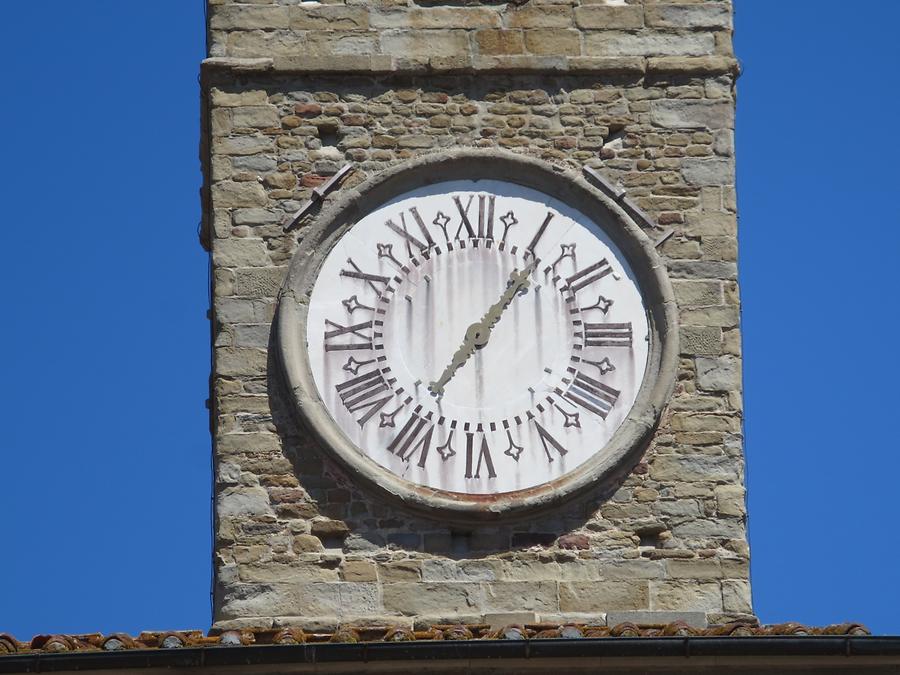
[[428, 262, 536, 396]]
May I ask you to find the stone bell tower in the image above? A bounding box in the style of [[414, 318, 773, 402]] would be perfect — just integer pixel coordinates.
[[200, 0, 749, 632]]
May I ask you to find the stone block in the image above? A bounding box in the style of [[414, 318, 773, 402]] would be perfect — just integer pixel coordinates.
[[649, 454, 738, 483], [559, 581, 649, 612], [650, 581, 723, 613], [673, 280, 723, 308], [482, 581, 558, 613], [289, 7, 368, 31], [505, 6, 574, 29], [217, 486, 273, 518], [209, 5, 290, 30], [606, 610, 707, 628], [232, 105, 280, 130], [597, 560, 666, 581], [213, 135, 275, 156], [665, 559, 723, 580], [682, 158, 735, 186], [213, 239, 270, 268], [650, 100, 734, 130], [696, 355, 741, 391], [341, 560, 377, 582], [422, 559, 498, 582], [525, 29, 581, 56], [380, 30, 470, 59], [722, 579, 752, 614], [475, 29, 525, 56], [585, 32, 714, 58], [211, 180, 268, 208], [646, 4, 732, 30], [382, 582, 483, 616], [371, 8, 500, 30], [215, 347, 267, 377], [680, 326, 722, 355], [715, 485, 746, 517], [234, 267, 286, 298], [379, 561, 422, 582], [668, 260, 737, 281], [574, 5, 644, 30], [211, 89, 268, 107]]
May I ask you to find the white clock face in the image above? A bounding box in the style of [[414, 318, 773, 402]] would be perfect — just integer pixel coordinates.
[[305, 180, 649, 495]]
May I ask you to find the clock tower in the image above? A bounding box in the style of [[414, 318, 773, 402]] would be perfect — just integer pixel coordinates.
[[201, 0, 748, 631]]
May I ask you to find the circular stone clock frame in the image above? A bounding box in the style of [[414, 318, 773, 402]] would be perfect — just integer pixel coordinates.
[[277, 150, 678, 522]]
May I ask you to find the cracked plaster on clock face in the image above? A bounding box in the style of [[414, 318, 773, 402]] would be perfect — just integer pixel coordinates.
[[304, 179, 650, 495]]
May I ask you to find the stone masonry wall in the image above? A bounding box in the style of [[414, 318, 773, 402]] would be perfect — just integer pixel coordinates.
[[202, 0, 750, 631]]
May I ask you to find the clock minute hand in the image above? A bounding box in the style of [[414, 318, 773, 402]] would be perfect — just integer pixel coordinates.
[[428, 263, 536, 396]]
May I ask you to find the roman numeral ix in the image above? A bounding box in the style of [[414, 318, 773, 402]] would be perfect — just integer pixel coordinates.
[[324, 318, 374, 352]]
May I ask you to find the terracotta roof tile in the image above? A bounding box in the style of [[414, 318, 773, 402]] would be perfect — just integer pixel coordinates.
[[0, 622, 871, 656]]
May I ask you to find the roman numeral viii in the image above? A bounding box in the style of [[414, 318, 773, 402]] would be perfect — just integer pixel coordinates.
[[335, 369, 391, 427], [583, 322, 632, 348], [564, 371, 620, 420]]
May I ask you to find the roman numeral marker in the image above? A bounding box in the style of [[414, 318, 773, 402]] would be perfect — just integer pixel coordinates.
[[478, 195, 495, 239], [564, 371, 620, 419], [336, 369, 391, 426], [565, 258, 613, 294], [324, 318, 373, 352], [464, 432, 497, 479], [387, 408, 435, 468], [583, 322, 632, 348], [527, 212, 554, 252], [341, 258, 390, 294], [453, 195, 476, 238], [534, 421, 567, 462], [386, 212, 429, 252]]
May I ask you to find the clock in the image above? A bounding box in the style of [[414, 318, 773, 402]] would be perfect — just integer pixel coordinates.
[[277, 151, 677, 519]]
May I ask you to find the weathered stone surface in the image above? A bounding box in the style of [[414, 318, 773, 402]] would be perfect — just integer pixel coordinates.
[[218, 487, 273, 518], [382, 583, 482, 616], [211, 181, 267, 208], [585, 32, 714, 57], [696, 355, 741, 391], [651, 581, 723, 612], [232, 105, 280, 128], [715, 485, 746, 517], [646, 4, 732, 30], [650, 455, 739, 483], [607, 610, 707, 628], [682, 158, 736, 186], [574, 6, 644, 30], [483, 581, 558, 613], [651, 100, 734, 130], [559, 581, 649, 612]]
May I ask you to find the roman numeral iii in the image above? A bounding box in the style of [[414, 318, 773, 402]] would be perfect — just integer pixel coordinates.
[[583, 322, 633, 348]]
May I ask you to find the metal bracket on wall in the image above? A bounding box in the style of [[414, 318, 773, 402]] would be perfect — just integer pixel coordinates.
[[284, 164, 355, 232], [582, 165, 666, 243]]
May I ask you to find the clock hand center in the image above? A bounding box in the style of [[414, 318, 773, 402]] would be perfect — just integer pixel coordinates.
[[428, 262, 535, 396]]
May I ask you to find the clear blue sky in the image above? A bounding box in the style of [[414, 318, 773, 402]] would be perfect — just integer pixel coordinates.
[[0, 1, 897, 639]]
